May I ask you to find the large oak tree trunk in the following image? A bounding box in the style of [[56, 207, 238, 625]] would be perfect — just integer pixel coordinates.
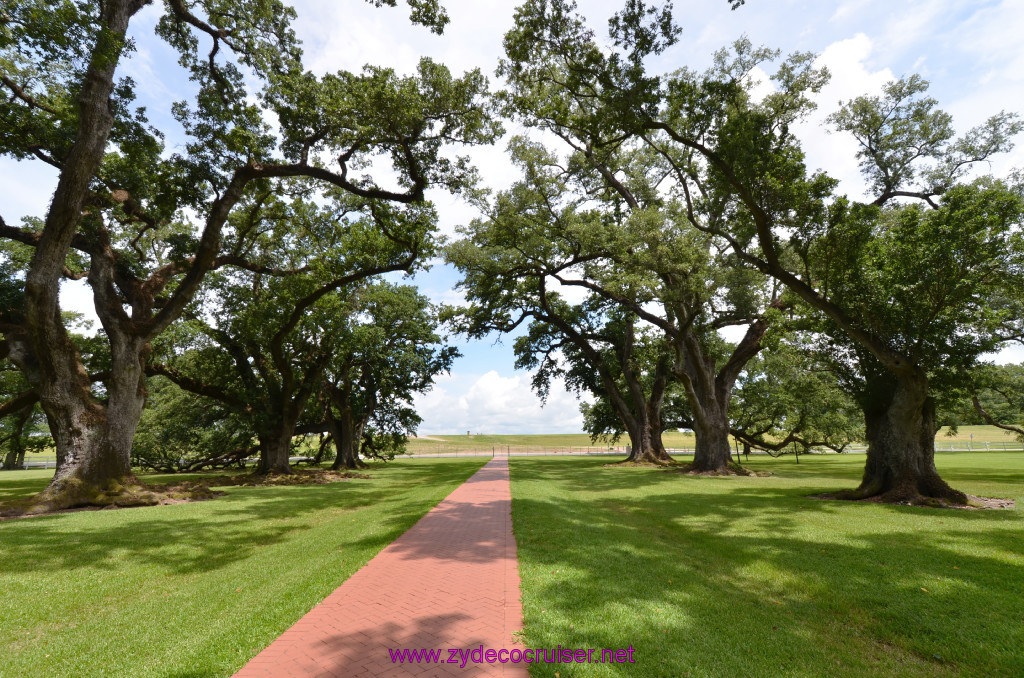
[[256, 407, 298, 475], [2, 409, 31, 470], [328, 408, 367, 470], [14, 0, 146, 510], [690, 407, 734, 473], [13, 331, 148, 509], [622, 404, 674, 464], [845, 371, 967, 505], [674, 319, 770, 474], [257, 429, 293, 475]]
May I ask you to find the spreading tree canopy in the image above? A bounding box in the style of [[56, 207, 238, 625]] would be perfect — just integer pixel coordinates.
[[499, 0, 1023, 503], [0, 0, 497, 511]]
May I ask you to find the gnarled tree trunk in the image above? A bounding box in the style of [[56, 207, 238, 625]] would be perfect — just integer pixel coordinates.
[[256, 406, 299, 475], [622, 419, 674, 464], [10, 0, 148, 510], [621, 385, 674, 464], [2, 408, 31, 470], [690, 407, 734, 473], [8, 329, 148, 508], [845, 371, 967, 504], [256, 429, 293, 475], [328, 406, 368, 470], [675, 323, 761, 474]]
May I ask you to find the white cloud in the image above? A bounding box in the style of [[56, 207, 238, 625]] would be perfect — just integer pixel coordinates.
[[830, 0, 876, 24], [793, 33, 892, 200], [413, 370, 590, 434], [986, 344, 1024, 366], [942, 0, 1024, 180], [873, 0, 956, 63]]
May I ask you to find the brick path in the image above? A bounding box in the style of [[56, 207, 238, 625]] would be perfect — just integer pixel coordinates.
[[234, 457, 528, 677]]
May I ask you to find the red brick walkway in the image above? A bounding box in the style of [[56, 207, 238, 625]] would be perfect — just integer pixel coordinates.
[[234, 458, 528, 677]]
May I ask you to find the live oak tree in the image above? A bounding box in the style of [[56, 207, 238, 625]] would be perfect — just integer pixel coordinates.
[[320, 281, 456, 470], [728, 337, 863, 456], [447, 132, 781, 469], [965, 363, 1024, 441], [525, 302, 677, 464], [0, 0, 496, 509], [445, 146, 679, 464], [151, 190, 437, 474], [131, 375, 254, 472], [579, 329, 864, 462], [506, 0, 1024, 504], [153, 274, 343, 475], [449, 218, 673, 463], [488, 3, 790, 472]]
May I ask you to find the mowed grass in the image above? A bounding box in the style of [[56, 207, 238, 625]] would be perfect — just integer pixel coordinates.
[[509, 453, 1024, 678], [935, 424, 1021, 443], [408, 425, 1021, 454], [407, 431, 702, 453], [0, 458, 487, 678]]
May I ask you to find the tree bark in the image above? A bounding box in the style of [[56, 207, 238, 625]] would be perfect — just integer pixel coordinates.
[[2, 408, 31, 470], [621, 394, 674, 464], [256, 428, 294, 475], [255, 405, 299, 474], [12, 0, 148, 509], [675, 326, 753, 474], [328, 407, 367, 470], [690, 407, 734, 473], [844, 371, 967, 504]]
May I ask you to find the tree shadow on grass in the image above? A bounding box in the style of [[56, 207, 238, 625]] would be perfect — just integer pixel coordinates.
[[0, 474, 54, 501], [0, 459, 486, 577], [509, 458, 1024, 677]]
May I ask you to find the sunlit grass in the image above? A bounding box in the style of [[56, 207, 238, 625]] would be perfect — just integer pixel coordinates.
[[0, 458, 487, 678], [405, 425, 1021, 454], [510, 453, 1024, 677]]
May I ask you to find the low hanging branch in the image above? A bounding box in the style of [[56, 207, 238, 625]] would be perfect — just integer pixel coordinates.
[[972, 394, 1024, 439]]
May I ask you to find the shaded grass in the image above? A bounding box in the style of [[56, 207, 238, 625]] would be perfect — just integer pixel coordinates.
[[0, 457, 487, 678], [509, 453, 1024, 678]]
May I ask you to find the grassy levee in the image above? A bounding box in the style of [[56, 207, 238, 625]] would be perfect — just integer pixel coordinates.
[[406, 432, 699, 454], [0, 458, 487, 678], [510, 453, 1024, 678], [406, 425, 1022, 455]]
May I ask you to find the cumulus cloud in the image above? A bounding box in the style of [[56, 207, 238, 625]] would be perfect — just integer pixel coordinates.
[[792, 33, 892, 201], [413, 371, 590, 434]]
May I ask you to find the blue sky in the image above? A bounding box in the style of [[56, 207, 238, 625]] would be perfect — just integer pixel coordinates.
[[3, 0, 1022, 433]]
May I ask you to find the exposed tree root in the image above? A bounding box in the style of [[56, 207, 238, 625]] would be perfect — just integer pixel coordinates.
[[217, 469, 371, 486], [813, 490, 1012, 509], [667, 461, 772, 477], [0, 477, 223, 519], [603, 458, 678, 468]]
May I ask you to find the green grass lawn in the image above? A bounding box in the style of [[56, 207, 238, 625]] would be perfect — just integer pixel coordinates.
[[406, 425, 1021, 454], [509, 453, 1024, 678], [935, 424, 1021, 443], [406, 431, 702, 453], [0, 458, 488, 678]]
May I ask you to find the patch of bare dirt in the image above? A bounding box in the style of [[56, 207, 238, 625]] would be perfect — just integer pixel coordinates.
[[0, 481, 224, 520]]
